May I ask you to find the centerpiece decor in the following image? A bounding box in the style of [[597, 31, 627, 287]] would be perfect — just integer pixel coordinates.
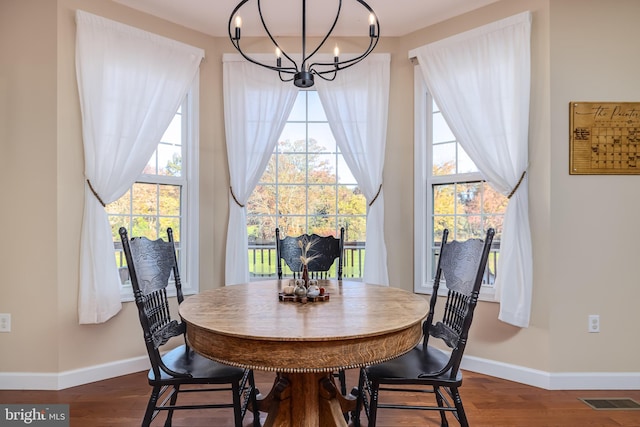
[[279, 236, 329, 303]]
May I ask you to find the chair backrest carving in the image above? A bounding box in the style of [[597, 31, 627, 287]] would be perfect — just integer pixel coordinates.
[[275, 227, 344, 280], [421, 228, 495, 378]]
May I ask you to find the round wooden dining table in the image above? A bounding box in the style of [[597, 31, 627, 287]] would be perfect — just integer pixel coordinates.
[[179, 280, 428, 427]]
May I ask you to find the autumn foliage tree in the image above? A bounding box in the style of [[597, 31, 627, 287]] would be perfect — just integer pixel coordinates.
[[247, 138, 366, 243], [432, 161, 506, 243]]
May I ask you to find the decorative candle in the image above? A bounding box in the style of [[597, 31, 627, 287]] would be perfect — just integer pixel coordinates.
[[235, 16, 242, 40], [369, 13, 376, 37]]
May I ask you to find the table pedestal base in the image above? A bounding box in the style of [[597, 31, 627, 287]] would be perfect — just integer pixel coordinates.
[[258, 372, 355, 427]]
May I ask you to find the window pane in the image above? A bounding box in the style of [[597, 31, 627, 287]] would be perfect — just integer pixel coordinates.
[[288, 91, 306, 121], [109, 215, 129, 240], [457, 144, 478, 174], [278, 216, 307, 236], [107, 189, 131, 215], [341, 216, 366, 242], [132, 215, 158, 239], [159, 184, 181, 216], [308, 185, 336, 216], [457, 182, 481, 214], [433, 143, 456, 175], [337, 156, 357, 184], [308, 123, 335, 152], [278, 154, 306, 184], [309, 216, 336, 236], [133, 183, 158, 216], [433, 216, 454, 241], [307, 91, 326, 121], [456, 215, 483, 240], [433, 184, 455, 215], [248, 216, 276, 244], [278, 185, 306, 213], [484, 214, 504, 240], [260, 156, 276, 184], [433, 112, 456, 143], [248, 184, 276, 216], [309, 154, 337, 184], [159, 218, 180, 239], [279, 123, 306, 151], [144, 151, 158, 175], [158, 144, 182, 177], [483, 182, 508, 214], [161, 112, 182, 145], [338, 185, 366, 215]]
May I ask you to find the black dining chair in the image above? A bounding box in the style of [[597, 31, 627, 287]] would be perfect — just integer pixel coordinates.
[[119, 227, 260, 427], [275, 227, 344, 280], [353, 228, 495, 427]]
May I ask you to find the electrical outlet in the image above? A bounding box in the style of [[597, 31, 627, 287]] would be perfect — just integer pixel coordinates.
[[588, 314, 599, 333], [0, 313, 11, 332]]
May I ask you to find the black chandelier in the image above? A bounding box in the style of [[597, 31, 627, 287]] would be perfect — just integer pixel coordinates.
[[228, 0, 380, 88]]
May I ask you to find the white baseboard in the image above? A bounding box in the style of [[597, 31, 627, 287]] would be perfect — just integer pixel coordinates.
[[0, 356, 150, 391], [1, 355, 638, 391], [461, 355, 640, 390]]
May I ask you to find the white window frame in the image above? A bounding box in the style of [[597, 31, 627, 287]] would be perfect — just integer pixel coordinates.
[[117, 82, 200, 302], [413, 64, 496, 301]]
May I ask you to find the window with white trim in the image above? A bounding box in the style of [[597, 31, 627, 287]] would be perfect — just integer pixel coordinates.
[[414, 66, 504, 299], [107, 87, 199, 301]]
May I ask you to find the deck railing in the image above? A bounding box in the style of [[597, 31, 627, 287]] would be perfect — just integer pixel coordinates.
[[249, 241, 366, 279]]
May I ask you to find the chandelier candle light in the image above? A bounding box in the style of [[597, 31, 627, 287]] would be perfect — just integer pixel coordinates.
[[228, 0, 380, 88]]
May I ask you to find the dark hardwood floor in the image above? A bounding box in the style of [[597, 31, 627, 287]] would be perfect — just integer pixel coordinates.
[[1, 369, 640, 426]]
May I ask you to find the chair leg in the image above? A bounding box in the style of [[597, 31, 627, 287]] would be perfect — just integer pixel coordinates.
[[351, 372, 364, 427], [232, 381, 243, 427], [450, 387, 469, 427], [338, 369, 347, 396], [143, 386, 161, 427], [353, 368, 371, 427], [163, 384, 181, 427], [367, 378, 380, 427], [332, 369, 349, 423], [433, 386, 449, 427], [249, 372, 261, 427]]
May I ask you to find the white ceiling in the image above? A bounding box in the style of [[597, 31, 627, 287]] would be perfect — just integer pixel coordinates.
[[112, 0, 499, 37]]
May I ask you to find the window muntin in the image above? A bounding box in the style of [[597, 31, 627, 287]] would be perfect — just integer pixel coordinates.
[[107, 90, 199, 300], [247, 90, 366, 279]]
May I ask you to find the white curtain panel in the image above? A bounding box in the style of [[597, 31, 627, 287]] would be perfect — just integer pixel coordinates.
[[316, 54, 391, 285], [222, 55, 298, 285], [414, 11, 533, 327], [75, 10, 204, 323]]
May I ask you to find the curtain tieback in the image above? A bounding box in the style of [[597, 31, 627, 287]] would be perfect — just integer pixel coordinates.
[[87, 179, 106, 207], [369, 184, 382, 207], [507, 171, 527, 199], [229, 186, 245, 208]]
